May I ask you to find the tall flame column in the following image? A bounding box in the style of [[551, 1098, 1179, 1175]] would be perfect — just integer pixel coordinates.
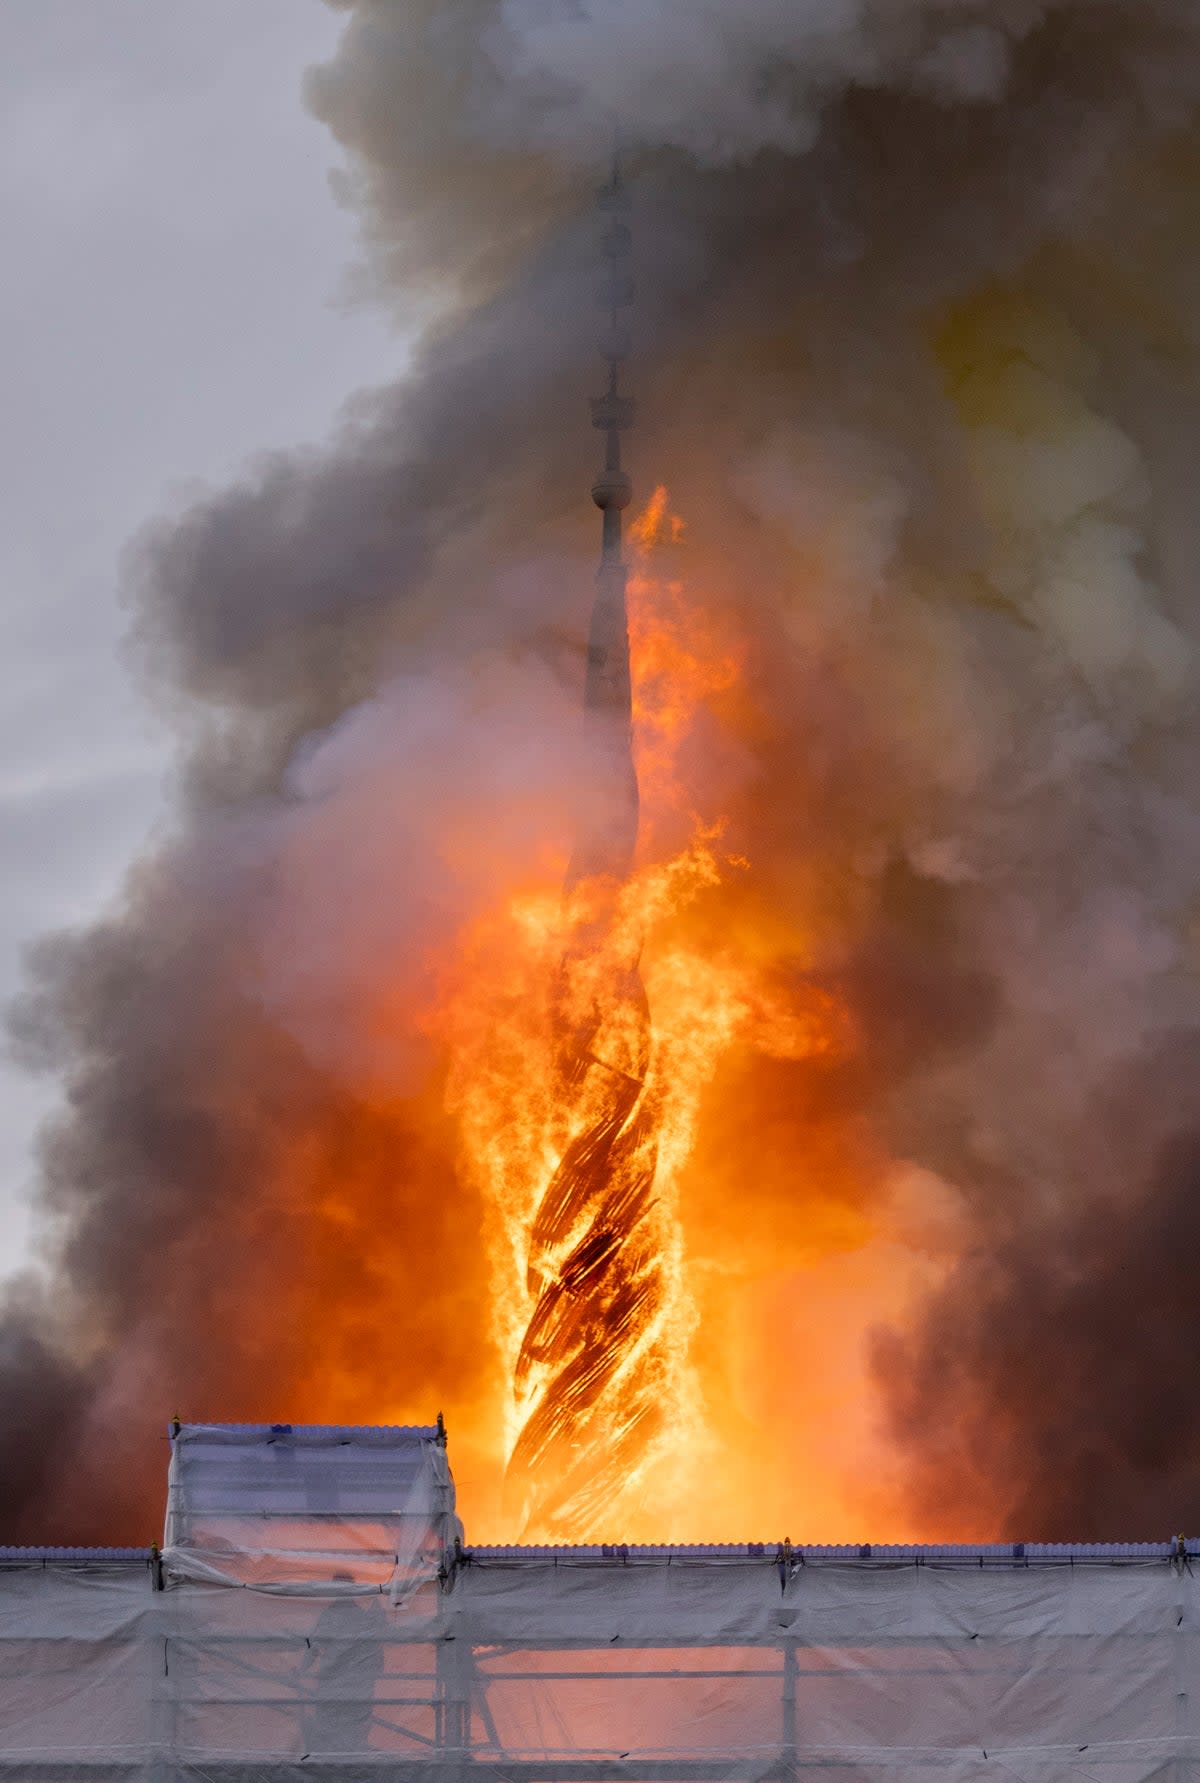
[[505, 166, 669, 1537]]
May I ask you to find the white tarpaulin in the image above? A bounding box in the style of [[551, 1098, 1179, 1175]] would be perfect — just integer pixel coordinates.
[[163, 1422, 459, 1598], [1, 1425, 1198, 1779]]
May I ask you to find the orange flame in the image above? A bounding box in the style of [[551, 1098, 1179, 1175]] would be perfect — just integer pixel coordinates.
[[440, 490, 847, 1540]]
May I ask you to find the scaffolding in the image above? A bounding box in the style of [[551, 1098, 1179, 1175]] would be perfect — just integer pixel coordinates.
[[2, 1424, 1199, 1780]]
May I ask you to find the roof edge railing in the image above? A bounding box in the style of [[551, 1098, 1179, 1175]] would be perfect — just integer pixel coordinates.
[[2, 1539, 1196, 1570], [463, 1539, 1199, 1567], [0, 1547, 155, 1565]]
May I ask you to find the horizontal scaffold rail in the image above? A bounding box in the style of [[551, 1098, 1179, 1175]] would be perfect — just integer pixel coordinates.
[[0, 1765, 786, 1781], [0, 1547, 154, 1565], [464, 1538, 1197, 1567], [3, 1539, 1197, 1572]]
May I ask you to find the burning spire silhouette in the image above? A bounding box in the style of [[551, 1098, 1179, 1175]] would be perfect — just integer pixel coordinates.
[[503, 158, 669, 1535]]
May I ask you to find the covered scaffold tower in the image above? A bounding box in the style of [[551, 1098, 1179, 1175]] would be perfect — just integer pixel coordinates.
[[4, 1419, 1200, 1780]]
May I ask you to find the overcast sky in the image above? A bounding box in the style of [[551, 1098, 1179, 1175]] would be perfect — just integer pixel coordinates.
[[0, 3, 396, 1277]]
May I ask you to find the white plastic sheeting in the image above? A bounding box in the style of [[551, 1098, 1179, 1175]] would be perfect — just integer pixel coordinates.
[[5, 1549, 1200, 1777], [163, 1423, 459, 1598], [2, 1425, 1200, 1779]]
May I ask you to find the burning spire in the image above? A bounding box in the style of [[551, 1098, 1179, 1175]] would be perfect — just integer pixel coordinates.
[[570, 156, 638, 885], [503, 155, 673, 1537]]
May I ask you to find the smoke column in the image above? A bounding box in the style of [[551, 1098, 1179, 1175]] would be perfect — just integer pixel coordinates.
[[6, 0, 1200, 1541]]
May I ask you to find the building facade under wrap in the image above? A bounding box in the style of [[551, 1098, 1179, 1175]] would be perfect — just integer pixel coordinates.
[[2, 1422, 1199, 1780]]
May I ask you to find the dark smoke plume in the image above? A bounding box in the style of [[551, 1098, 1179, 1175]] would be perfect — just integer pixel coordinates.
[[6, 0, 1200, 1539], [876, 1037, 1200, 1535]]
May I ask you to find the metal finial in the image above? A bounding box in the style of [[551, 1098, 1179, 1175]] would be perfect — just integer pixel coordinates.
[[591, 144, 635, 527]]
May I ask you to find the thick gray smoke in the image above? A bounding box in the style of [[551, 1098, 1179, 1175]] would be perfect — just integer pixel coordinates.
[[6, 0, 1200, 1539]]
